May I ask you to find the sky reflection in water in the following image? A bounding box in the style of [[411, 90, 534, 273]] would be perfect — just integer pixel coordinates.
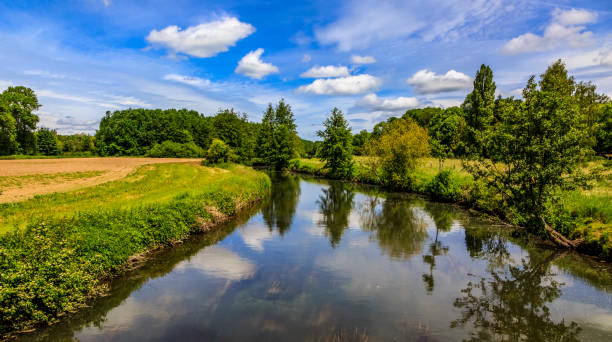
[[17, 173, 612, 341]]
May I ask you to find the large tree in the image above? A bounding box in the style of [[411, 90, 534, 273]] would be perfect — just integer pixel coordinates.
[[466, 60, 593, 246], [36, 127, 59, 156], [1, 86, 40, 154], [429, 106, 467, 169], [317, 107, 353, 178], [256, 99, 298, 170], [462, 64, 496, 157], [0, 98, 18, 155]]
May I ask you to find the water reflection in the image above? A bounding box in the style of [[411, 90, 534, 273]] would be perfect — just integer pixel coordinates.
[[359, 194, 429, 259], [261, 172, 300, 235], [317, 182, 355, 247], [451, 252, 581, 341], [14, 175, 612, 341]]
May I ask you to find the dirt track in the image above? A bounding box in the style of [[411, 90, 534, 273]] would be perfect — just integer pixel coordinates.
[[0, 157, 201, 203]]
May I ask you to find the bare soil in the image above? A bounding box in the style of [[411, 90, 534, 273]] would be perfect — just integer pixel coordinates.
[[0, 157, 201, 203]]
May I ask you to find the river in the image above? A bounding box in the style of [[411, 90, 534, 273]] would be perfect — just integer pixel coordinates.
[[17, 173, 612, 341]]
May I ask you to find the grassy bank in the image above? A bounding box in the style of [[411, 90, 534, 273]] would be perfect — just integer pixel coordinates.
[[0, 162, 270, 335], [289, 157, 611, 259]]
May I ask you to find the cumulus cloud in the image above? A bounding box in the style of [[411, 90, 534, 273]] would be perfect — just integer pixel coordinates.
[[300, 65, 350, 78], [297, 74, 381, 95], [146, 17, 255, 58], [235, 48, 279, 79], [502, 8, 597, 54], [357, 93, 419, 111], [564, 49, 612, 70], [406, 69, 472, 94], [163, 74, 210, 87], [351, 55, 376, 64]]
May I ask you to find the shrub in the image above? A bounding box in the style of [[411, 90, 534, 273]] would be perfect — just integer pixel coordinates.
[[146, 141, 204, 158], [205, 139, 235, 164], [426, 170, 462, 202]]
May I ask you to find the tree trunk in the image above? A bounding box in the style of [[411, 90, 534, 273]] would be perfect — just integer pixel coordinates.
[[541, 218, 583, 249]]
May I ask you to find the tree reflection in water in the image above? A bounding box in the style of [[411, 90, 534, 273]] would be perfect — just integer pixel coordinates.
[[421, 204, 455, 294], [359, 194, 429, 259], [261, 172, 301, 235], [317, 182, 355, 248], [451, 251, 581, 342]]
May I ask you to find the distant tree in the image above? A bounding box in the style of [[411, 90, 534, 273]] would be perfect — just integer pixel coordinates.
[[365, 118, 430, 189], [0, 97, 18, 155], [403, 107, 444, 128], [352, 129, 370, 155], [317, 107, 354, 178], [462, 64, 496, 157], [428, 106, 467, 169], [1, 86, 40, 154], [594, 103, 611, 154], [36, 127, 59, 155], [146, 140, 205, 158], [205, 138, 234, 164], [256, 99, 298, 170], [466, 60, 593, 246]]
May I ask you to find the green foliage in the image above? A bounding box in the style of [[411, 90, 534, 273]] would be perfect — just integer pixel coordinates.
[[0, 86, 40, 155], [316, 108, 354, 178], [462, 64, 496, 157], [36, 127, 60, 156], [352, 129, 370, 155], [428, 106, 467, 164], [365, 119, 430, 189], [205, 138, 234, 164], [0, 164, 270, 334], [57, 134, 95, 155], [594, 103, 611, 154], [256, 99, 298, 170], [426, 170, 462, 202], [466, 60, 594, 231], [403, 107, 444, 128], [146, 140, 205, 158]]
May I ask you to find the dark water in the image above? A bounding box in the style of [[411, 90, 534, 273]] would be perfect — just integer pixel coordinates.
[[17, 174, 612, 341]]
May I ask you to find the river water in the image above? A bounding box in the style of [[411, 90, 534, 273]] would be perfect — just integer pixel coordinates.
[[17, 173, 612, 341]]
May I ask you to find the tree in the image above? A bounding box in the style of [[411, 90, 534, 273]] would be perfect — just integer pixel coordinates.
[[205, 139, 234, 163], [352, 129, 370, 155], [0, 98, 18, 155], [36, 127, 59, 156], [594, 103, 611, 154], [256, 99, 298, 170], [365, 118, 430, 189], [403, 107, 444, 128], [316, 107, 354, 178], [428, 106, 467, 169], [1, 86, 40, 154], [465, 60, 592, 246], [462, 64, 496, 157]]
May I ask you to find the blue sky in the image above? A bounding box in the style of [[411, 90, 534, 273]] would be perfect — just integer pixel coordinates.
[[1, 0, 611, 139]]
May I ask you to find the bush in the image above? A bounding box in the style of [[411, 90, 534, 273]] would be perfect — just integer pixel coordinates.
[[426, 170, 462, 202], [146, 141, 204, 158], [205, 139, 235, 164]]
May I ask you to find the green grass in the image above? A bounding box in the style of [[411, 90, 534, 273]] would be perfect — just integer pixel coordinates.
[[0, 163, 270, 335]]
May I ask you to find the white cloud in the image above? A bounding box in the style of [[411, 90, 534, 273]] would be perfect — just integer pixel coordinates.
[[357, 93, 418, 111], [502, 8, 597, 55], [175, 246, 255, 280], [163, 74, 211, 87], [302, 54, 312, 63], [103, 0, 111, 7], [146, 17, 255, 58], [351, 55, 376, 64], [297, 74, 381, 95], [301, 65, 350, 78], [552, 8, 597, 26], [407, 69, 472, 94], [564, 49, 612, 70], [235, 48, 279, 79]]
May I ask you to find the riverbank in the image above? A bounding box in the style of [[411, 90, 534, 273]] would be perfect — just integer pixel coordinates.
[[0, 162, 270, 336], [289, 157, 611, 260]]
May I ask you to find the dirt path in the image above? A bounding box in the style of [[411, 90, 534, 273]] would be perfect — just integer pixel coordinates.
[[0, 158, 201, 203]]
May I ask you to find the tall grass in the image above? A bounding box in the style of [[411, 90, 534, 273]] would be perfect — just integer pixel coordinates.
[[0, 163, 270, 335]]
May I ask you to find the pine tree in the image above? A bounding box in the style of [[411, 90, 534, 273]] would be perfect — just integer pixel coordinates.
[[317, 107, 353, 178]]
